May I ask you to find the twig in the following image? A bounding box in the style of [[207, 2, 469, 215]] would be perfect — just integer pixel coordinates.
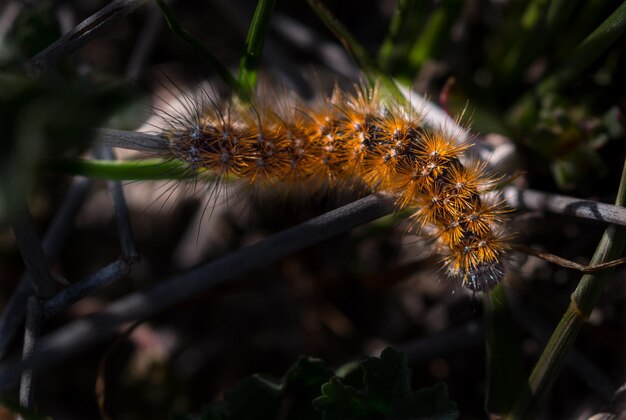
[[0, 194, 394, 390], [25, 0, 148, 75], [514, 245, 626, 273], [18, 298, 43, 416], [0, 178, 92, 360], [10, 199, 57, 299], [94, 147, 140, 262], [504, 186, 626, 227], [94, 129, 169, 152], [42, 259, 132, 319]]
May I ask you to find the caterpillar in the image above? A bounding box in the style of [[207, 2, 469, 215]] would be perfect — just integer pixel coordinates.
[[157, 82, 510, 293]]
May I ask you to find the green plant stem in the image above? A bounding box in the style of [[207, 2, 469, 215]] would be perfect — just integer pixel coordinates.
[[237, 0, 277, 98], [45, 158, 194, 180], [508, 159, 626, 418], [155, 0, 237, 91]]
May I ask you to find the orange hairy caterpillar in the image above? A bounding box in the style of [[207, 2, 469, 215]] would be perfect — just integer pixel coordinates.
[[159, 82, 511, 293]]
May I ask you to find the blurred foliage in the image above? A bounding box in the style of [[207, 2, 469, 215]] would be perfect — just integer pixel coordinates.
[[0, 2, 140, 226], [0, 1, 60, 64], [178, 347, 457, 420], [0, 73, 137, 226]]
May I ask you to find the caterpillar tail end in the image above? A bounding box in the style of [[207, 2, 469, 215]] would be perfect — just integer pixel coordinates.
[[457, 263, 505, 293]]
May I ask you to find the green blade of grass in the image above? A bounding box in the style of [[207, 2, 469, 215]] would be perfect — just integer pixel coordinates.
[[483, 284, 526, 416], [155, 0, 237, 91], [508, 159, 626, 418], [45, 158, 195, 181], [538, 0, 626, 94], [237, 0, 278, 98]]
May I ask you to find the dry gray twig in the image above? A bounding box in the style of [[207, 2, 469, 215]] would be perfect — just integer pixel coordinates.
[[95, 128, 169, 152], [0, 178, 92, 360], [504, 187, 626, 227], [0, 194, 394, 390], [10, 199, 57, 300], [25, 0, 148, 75]]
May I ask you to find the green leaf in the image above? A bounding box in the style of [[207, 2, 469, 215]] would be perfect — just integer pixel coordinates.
[[0, 72, 135, 225], [197, 357, 334, 420], [1, 0, 61, 65], [187, 349, 458, 420], [237, 0, 278, 98], [313, 348, 459, 420]]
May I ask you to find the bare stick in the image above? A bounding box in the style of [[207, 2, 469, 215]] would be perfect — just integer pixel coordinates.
[[94, 146, 140, 262], [10, 199, 57, 299], [504, 186, 626, 227], [25, 0, 148, 75], [0, 178, 92, 360], [18, 298, 43, 416], [0, 194, 394, 390], [514, 245, 626, 273], [42, 259, 132, 319], [94, 129, 169, 152]]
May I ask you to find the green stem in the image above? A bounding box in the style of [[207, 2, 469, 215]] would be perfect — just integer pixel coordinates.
[[45, 158, 195, 181], [508, 159, 626, 418], [237, 0, 278, 99]]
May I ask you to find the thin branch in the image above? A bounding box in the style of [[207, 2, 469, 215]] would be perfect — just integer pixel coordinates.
[[0, 194, 394, 390], [93, 147, 139, 262], [504, 186, 626, 227], [18, 298, 43, 415], [94, 129, 169, 152], [514, 245, 626, 273], [0, 178, 92, 360], [10, 199, 57, 299], [25, 0, 148, 75], [42, 259, 132, 319]]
